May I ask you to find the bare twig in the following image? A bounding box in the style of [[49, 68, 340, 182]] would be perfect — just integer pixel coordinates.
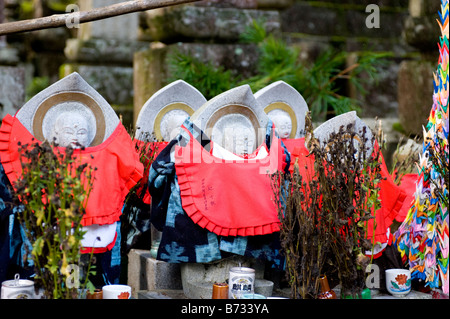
[[0, 0, 200, 36]]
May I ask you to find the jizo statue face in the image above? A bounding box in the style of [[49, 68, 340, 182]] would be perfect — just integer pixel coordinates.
[[269, 110, 292, 139], [52, 112, 90, 148]]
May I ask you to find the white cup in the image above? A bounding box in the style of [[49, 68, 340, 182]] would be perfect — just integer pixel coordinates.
[[385, 269, 411, 297], [102, 284, 132, 299]]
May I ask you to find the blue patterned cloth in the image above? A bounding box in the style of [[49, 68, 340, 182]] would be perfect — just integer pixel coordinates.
[[0, 163, 35, 283], [149, 118, 290, 269]]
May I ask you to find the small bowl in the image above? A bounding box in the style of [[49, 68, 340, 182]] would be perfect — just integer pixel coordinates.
[[102, 284, 132, 299], [385, 269, 411, 297]]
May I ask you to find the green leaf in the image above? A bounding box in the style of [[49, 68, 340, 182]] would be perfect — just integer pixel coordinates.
[[32, 237, 44, 256], [391, 280, 400, 290]]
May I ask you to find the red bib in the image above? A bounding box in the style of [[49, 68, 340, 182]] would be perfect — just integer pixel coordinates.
[[0, 114, 144, 226], [282, 137, 406, 244], [174, 125, 285, 237]]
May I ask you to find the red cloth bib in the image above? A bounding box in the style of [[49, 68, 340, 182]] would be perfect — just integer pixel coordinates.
[[369, 141, 407, 242], [282, 137, 406, 244], [0, 114, 144, 226], [281, 137, 315, 175], [174, 125, 285, 237]]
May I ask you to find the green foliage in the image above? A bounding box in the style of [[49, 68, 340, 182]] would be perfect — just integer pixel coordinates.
[[47, 0, 77, 12], [167, 52, 236, 100], [239, 19, 267, 44], [167, 20, 389, 122], [13, 141, 95, 299], [26, 77, 50, 101], [241, 21, 390, 121]]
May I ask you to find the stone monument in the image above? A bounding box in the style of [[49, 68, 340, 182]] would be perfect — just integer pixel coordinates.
[[135, 80, 206, 142], [13, 72, 125, 252], [254, 80, 309, 139]]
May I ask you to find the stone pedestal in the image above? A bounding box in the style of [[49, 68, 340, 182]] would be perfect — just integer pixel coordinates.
[[127, 249, 182, 298]]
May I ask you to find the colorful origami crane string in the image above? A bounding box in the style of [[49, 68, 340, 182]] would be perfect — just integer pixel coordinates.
[[394, 0, 449, 295]]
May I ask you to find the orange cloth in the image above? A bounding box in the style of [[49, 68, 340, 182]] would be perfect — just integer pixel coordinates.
[[174, 124, 286, 237], [0, 114, 144, 226]]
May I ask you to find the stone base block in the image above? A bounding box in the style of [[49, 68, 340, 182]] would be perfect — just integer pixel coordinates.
[[137, 289, 188, 299], [183, 278, 274, 299], [128, 249, 182, 298]]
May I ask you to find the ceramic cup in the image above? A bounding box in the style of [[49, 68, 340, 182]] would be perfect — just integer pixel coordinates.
[[385, 269, 411, 297], [102, 284, 132, 299]]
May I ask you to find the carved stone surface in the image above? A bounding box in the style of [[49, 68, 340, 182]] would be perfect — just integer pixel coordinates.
[[190, 85, 269, 155], [135, 80, 206, 142], [15, 72, 119, 147], [254, 81, 309, 139]]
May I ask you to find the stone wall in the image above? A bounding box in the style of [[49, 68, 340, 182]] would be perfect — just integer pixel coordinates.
[[1, 0, 437, 139], [133, 0, 419, 125], [133, 0, 286, 124]]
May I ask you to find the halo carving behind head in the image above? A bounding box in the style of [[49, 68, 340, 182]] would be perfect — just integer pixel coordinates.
[[15, 72, 119, 147], [135, 80, 206, 142], [254, 81, 308, 138], [190, 85, 269, 154]]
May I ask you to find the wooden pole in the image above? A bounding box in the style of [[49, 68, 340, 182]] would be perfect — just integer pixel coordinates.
[[0, 0, 200, 36], [0, 0, 5, 43]]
